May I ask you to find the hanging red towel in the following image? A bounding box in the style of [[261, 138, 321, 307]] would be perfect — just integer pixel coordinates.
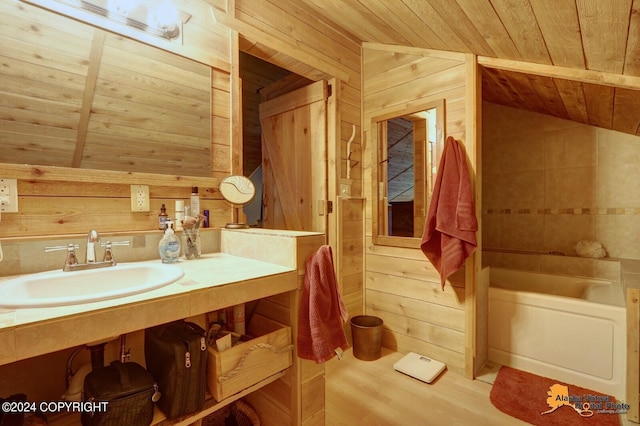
[[297, 245, 349, 363], [421, 136, 478, 290]]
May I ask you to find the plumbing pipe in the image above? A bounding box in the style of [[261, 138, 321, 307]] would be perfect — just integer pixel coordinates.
[[120, 334, 131, 363], [88, 343, 106, 370], [63, 346, 91, 402], [65, 347, 84, 389]]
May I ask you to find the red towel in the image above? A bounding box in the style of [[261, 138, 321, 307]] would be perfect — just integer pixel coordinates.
[[297, 245, 349, 363], [421, 136, 478, 290]]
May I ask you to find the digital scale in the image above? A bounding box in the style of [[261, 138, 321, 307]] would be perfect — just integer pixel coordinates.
[[393, 352, 446, 383]]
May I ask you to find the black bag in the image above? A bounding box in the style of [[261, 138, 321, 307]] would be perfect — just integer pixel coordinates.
[[81, 361, 158, 426], [0, 394, 27, 426], [144, 320, 207, 419]]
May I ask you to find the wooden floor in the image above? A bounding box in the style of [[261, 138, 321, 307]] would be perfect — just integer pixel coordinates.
[[325, 347, 524, 425], [325, 347, 633, 425]]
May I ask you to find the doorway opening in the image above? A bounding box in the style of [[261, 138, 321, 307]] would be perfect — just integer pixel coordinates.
[[239, 52, 312, 226]]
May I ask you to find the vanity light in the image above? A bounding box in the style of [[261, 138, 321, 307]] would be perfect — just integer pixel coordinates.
[[23, 0, 189, 41]]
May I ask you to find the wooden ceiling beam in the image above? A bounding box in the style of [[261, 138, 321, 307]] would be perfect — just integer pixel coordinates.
[[363, 43, 466, 61], [479, 56, 640, 91], [72, 28, 104, 168]]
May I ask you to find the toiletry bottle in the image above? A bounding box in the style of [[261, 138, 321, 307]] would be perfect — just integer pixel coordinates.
[[190, 186, 200, 216], [158, 221, 180, 264], [233, 304, 245, 335], [203, 209, 210, 228], [175, 200, 185, 231], [158, 204, 169, 230]]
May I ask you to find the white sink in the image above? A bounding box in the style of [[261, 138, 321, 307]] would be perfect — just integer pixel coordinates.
[[0, 262, 184, 308]]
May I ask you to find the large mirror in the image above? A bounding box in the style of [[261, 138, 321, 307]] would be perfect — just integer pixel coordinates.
[[371, 99, 445, 248], [0, 1, 217, 179]]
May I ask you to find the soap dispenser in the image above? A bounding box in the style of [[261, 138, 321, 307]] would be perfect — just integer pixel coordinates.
[[158, 221, 180, 264]]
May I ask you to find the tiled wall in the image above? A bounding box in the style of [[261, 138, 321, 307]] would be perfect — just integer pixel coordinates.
[[0, 229, 221, 277], [483, 102, 640, 262]]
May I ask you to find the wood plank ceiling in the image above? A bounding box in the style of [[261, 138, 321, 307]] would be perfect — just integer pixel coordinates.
[[299, 0, 640, 136]]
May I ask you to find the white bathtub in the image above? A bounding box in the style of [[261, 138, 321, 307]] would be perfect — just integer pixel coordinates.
[[488, 268, 626, 400]]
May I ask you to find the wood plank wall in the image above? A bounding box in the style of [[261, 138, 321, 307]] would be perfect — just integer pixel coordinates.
[[231, 0, 365, 315], [246, 234, 325, 426], [230, 1, 364, 423], [339, 198, 365, 329], [82, 35, 212, 176], [233, 0, 363, 197], [0, 1, 235, 238], [363, 45, 471, 375]]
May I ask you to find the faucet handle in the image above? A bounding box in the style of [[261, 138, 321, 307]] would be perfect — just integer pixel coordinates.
[[44, 244, 79, 270], [44, 244, 79, 253], [101, 240, 129, 263], [104, 241, 130, 247]]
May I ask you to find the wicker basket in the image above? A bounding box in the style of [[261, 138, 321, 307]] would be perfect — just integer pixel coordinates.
[[201, 400, 260, 426]]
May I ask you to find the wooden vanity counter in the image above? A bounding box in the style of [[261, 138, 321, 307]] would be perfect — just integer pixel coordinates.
[[0, 229, 324, 367]]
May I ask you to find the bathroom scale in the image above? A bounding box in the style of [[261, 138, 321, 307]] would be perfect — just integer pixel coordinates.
[[393, 352, 446, 383]]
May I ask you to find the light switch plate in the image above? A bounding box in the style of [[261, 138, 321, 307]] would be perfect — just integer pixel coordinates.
[[130, 184, 150, 212], [0, 178, 18, 213], [340, 183, 351, 197]]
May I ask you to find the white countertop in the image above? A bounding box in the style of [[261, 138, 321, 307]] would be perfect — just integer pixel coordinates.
[[0, 252, 298, 365], [0, 253, 292, 328]]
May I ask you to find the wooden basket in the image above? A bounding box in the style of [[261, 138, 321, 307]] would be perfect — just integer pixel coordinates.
[[206, 314, 292, 401]]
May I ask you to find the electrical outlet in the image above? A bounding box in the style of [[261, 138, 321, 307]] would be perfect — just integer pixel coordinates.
[[0, 178, 18, 213], [130, 184, 150, 212]]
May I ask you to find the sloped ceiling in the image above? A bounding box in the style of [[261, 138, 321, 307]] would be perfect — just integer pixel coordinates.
[[482, 68, 640, 135], [300, 0, 640, 75], [299, 0, 640, 136]]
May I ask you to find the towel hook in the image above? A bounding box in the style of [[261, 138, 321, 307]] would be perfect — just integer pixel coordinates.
[[346, 124, 356, 180]]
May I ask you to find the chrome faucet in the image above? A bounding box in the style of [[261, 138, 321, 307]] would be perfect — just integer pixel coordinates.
[[45, 230, 130, 272], [86, 229, 100, 263]]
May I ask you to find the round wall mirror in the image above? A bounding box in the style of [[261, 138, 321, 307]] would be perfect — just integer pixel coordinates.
[[219, 175, 256, 229]]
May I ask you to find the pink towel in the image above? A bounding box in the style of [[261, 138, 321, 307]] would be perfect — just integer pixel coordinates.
[[421, 136, 478, 290], [297, 245, 349, 363]]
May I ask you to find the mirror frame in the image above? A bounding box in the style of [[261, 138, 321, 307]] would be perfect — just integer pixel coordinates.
[[371, 99, 445, 249], [0, 163, 220, 188]]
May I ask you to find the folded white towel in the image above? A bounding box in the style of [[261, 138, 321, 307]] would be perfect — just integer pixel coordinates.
[[574, 240, 606, 258]]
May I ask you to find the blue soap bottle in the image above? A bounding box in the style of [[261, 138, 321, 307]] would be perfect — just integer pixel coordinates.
[[158, 221, 180, 263]]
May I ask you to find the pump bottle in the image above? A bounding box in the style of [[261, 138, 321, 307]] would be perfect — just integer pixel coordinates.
[[158, 221, 180, 263]]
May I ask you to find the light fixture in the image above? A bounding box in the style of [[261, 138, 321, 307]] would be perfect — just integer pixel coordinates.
[[23, 0, 189, 41]]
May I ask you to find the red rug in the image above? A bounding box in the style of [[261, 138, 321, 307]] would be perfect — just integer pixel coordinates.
[[490, 366, 623, 425]]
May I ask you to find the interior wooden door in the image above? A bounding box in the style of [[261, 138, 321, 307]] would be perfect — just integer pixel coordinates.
[[259, 80, 328, 235]]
